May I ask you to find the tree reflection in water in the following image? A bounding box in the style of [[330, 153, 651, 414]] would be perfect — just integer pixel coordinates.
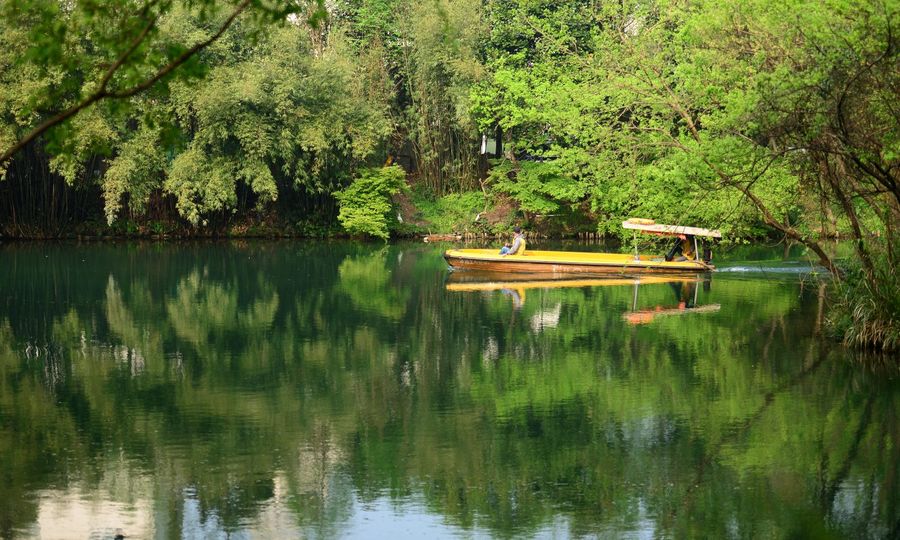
[[0, 242, 896, 538]]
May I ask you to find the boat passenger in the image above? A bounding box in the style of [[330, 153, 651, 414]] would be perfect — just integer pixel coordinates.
[[665, 234, 695, 262], [670, 280, 697, 309], [500, 227, 526, 256], [501, 287, 525, 309], [701, 241, 713, 263]]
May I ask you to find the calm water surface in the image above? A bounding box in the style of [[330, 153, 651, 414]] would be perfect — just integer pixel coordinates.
[[0, 241, 897, 538]]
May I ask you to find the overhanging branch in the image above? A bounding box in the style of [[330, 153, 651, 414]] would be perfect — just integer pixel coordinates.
[[0, 0, 253, 167]]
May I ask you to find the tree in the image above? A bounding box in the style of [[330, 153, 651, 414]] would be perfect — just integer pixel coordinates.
[[470, 0, 778, 236], [0, 0, 326, 171], [1, 0, 393, 229], [605, 0, 898, 346], [471, 0, 898, 348], [101, 14, 392, 225], [337, 0, 485, 195]]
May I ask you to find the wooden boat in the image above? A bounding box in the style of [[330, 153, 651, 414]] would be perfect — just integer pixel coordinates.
[[444, 220, 720, 275]]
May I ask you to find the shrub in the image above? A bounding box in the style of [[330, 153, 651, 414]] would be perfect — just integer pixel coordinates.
[[414, 190, 486, 233], [334, 165, 407, 240]]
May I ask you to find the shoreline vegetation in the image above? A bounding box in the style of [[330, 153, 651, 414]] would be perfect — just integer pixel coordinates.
[[1, 0, 897, 351]]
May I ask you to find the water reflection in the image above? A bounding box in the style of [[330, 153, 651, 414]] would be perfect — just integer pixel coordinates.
[[0, 242, 897, 538], [444, 272, 721, 323]]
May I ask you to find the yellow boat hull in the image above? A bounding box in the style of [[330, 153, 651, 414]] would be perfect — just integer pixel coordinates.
[[443, 249, 713, 274]]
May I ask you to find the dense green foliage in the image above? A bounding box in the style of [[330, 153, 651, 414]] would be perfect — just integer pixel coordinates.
[[0, 0, 323, 165], [335, 165, 406, 239], [466, 0, 899, 348], [0, 0, 897, 348], [1, 0, 895, 241]]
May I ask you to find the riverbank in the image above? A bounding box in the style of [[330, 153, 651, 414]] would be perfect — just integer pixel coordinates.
[[0, 188, 600, 241]]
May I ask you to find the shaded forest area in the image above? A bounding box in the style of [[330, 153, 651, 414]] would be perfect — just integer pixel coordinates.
[[0, 0, 897, 349]]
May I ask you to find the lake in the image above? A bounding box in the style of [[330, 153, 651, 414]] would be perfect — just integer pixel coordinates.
[[0, 241, 897, 538]]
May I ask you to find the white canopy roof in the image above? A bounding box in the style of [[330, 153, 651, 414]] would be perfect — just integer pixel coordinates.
[[622, 220, 722, 238]]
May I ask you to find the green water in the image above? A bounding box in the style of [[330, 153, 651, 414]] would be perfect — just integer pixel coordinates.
[[0, 241, 897, 538]]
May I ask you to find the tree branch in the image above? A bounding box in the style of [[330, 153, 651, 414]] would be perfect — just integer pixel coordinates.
[[0, 0, 253, 167], [107, 0, 251, 99]]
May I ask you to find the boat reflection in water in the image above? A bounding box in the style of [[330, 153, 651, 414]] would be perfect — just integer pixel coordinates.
[[445, 271, 720, 321], [622, 276, 720, 324]]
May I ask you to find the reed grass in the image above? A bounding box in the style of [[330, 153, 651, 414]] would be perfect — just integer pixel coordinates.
[[828, 253, 900, 353]]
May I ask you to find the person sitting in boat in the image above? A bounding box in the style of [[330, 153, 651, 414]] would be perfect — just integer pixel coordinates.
[[500, 226, 526, 256], [670, 279, 697, 309], [501, 287, 525, 309], [665, 234, 695, 262]]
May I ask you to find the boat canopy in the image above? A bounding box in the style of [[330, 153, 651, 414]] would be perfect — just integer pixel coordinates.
[[622, 219, 722, 238]]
